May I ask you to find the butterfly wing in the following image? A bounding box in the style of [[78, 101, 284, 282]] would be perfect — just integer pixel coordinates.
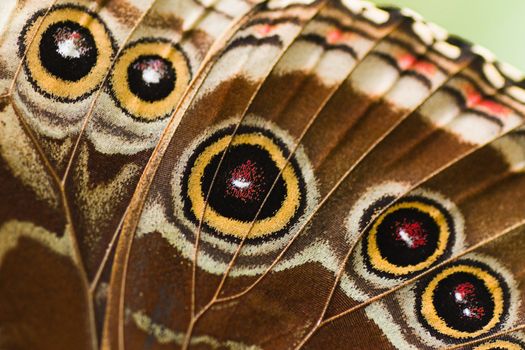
[[105, 0, 525, 349], [0, 0, 257, 347], [103, 0, 340, 347], [3, 0, 525, 349]]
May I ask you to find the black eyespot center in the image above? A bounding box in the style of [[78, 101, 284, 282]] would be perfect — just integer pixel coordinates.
[[127, 55, 176, 102], [202, 143, 287, 222], [39, 20, 98, 81], [376, 207, 440, 266]]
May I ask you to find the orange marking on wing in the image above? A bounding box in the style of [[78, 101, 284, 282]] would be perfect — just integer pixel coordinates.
[[466, 87, 482, 107], [327, 29, 343, 44], [413, 60, 436, 75], [479, 99, 511, 116], [398, 53, 416, 70], [465, 86, 511, 116], [258, 24, 273, 35]]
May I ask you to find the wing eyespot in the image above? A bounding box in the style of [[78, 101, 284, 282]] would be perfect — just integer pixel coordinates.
[[181, 123, 306, 242], [365, 196, 455, 277], [364, 253, 519, 349], [346, 188, 464, 293], [108, 38, 191, 122], [19, 4, 115, 102], [416, 261, 510, 340], [165, 117, 319, 269]]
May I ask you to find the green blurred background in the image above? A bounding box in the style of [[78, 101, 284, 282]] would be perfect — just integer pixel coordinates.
[[369, 0, 525, 70]]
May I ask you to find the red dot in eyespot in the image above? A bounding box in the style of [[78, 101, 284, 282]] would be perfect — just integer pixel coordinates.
[[462, 306, 485, 320], [133, 58, 168, 85], [452, 282, 485, 320], [226, 160, 265, 203], [392, 218, 428, 249], [453, 282, 476, 302]]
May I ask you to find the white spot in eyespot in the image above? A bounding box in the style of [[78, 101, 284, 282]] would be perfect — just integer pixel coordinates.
[[142, 67, 162, 85], [463, 308, 472, 317], [455, 292, 464, 303], [232, 179, 251, 189], [57, 39, 82, 59], [398, 229, 414, 248]]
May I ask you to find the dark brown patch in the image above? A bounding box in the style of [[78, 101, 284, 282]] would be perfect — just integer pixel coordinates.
[[143, 11, 183, 31], [0, 238, 92, 350], [124, 232, 193, 343], [0, 59, 10, 80], [0, 97, 9, 112], [104, 0, 142, 27], [248, 72, 334, 136], [187, 28, 214, 59], [0, 155, 65, 235], [306, 310, 395, 350]]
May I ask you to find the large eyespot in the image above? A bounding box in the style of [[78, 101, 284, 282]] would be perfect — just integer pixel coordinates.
[[173, 117, 318, 245], [19, 4, 115, 101], [108, 38, 191, 122], [365, 195, 456, 277], [183, 125, 302, 242], [416, 260, 510, 340]]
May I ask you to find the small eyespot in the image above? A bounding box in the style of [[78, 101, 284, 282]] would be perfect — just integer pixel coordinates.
[[363, 254, 519, 349], [108, 38, 191, 122], [417, 260, 509, 340], [364, 195, 457, 277], [19, 4, 115, 101]]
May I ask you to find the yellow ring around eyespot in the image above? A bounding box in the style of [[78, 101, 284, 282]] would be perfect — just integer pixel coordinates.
[[421, 264, 505, 339], [367, 201, 450, 275], [187, 133, 301, 239], [110, 41, 190, 121], [474, 340, 523, 350], [25, 7, 113, 100]]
